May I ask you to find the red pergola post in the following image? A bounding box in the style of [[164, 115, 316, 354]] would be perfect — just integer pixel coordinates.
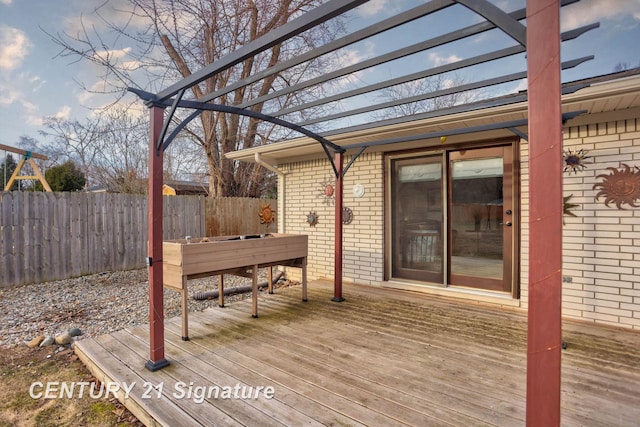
[[526, 0, 562, 424], [145, 105, 170, 371], [333, 151, 345, 302]]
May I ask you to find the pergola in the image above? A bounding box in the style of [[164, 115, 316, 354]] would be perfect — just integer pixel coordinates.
[[130, 1, 597, 424]]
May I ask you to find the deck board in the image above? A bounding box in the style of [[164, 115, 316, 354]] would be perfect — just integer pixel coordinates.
[[166, 314, 473, 426], [75, 281, 640, 426], [175, 300, 525, 425]]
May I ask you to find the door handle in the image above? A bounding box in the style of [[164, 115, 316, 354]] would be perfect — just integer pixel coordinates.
[[504, 221, 512, 227]]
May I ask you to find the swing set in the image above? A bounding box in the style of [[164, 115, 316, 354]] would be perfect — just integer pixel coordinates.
[[0, 143, 52, 192]]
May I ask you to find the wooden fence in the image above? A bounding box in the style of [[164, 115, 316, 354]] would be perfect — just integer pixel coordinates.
[[205, 197, 277, 236], [0, 192, 275, 288]]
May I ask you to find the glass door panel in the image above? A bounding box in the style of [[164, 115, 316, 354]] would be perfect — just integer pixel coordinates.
[[449, 147, 513, 292], [390, 155, 444, 283]]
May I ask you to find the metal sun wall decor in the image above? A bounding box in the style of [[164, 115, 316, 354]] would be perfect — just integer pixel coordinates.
[[342, 207, 354, 225], [563, 148, 591, 174], [593, 163, 640, 209], [258, 203, 276, 225], [306, 211, 319, 227], [318, 177, 336, 205], [563, 194, 579, 224]]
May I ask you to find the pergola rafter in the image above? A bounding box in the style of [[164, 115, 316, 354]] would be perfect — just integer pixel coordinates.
[[131, 1, 596, 424]]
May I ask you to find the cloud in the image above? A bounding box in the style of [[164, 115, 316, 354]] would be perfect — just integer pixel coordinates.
[[27, 74, 45, 92], [63, 0, 148, 35], [0, 71, 43, 109], [21, 99, 42, 126], [0, 25, 31, 70], [92, 46, 132, 62], [54, 105, 72, 120], [0, 0, 13, 5], [562, 0, 640, 29], [0, 82, 19, 105], [357, 0, 390, 17], [427, 52, 462, 67]]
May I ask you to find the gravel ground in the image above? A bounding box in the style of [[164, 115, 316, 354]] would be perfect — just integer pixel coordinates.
[[0, 268, 283, 348]]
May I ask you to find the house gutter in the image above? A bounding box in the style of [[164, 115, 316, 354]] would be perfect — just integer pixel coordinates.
[[255, 153, 286, 233]]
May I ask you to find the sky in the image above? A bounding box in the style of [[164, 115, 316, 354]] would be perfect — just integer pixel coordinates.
[[1, 0, 639, 155]]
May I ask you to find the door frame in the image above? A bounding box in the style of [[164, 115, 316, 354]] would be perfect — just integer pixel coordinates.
[[384, 139, 520, 298]]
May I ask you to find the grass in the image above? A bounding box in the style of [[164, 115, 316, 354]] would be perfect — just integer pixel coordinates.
[[0, 344, 142, 427]]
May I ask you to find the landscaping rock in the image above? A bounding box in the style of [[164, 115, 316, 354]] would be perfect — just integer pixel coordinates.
[[0, 268, 273, 348], [40, 336, 55, 347], [54, 332, 72, 346], [27, 335, 45, 348], [68, 328, 83, 338]]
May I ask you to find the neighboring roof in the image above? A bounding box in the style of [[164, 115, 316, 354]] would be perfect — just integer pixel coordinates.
[[163, 180, 209, 195], [226, 68, 640, 165]]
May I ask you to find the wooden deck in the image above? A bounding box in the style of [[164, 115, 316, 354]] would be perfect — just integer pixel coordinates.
[[75, 281, 640, 426]]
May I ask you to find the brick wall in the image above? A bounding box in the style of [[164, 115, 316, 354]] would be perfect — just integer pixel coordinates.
[[522, 116, 640, 329], [560, 117, 640, 329], [278, 152, 384, 284]]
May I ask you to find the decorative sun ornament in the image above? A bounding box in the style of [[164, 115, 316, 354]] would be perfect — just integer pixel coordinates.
[[592, 164, 640, 209], [306, 211, 319, 227], [563, 194, 579, 224], [563, 148, 591, 174], [318, 177, 336, 205], [342, 207, 354, 225], [258, 203, 276, 225]]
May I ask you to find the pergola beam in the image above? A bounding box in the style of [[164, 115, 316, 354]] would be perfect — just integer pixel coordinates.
[[457, 0, 527, 45], [155, 0, 369, 102], [320, 82, 588, 137], [299, 56, 592, 127], [196, 0, 455, 105]]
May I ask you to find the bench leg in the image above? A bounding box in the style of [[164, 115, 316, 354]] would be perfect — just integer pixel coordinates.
[[302, 258, 308, 302], [218, 274, 224, 307], [181, 277, 189, 341], [252, 265, 259, 318], [268, 266, 274, 294]]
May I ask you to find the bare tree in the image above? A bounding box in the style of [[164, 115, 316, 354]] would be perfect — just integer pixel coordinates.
[[90, 107, 149, 193], [373, 73, 479, 120], [613, 61, 640, 72], [49, 0, 345, 197], [40, 116, 104, 187]]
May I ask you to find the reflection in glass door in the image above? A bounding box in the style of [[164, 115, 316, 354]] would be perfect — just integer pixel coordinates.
[[388, 144, 515, 294], [449, 147, 513, 292], [390, 155, 444, 283]]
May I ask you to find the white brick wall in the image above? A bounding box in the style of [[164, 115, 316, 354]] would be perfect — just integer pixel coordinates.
[[521, 117, 640, 330], [279, 117, 640, 330], [278, 152, 385, 284]]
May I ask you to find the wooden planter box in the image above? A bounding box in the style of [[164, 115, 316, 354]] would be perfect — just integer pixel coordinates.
[[162, 233, 308, 339]]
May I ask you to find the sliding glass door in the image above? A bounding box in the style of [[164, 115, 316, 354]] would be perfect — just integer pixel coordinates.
[[388, 144, 515, 294]]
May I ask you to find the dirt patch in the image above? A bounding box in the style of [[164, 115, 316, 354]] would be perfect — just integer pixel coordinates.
[[0, 345, 142, 427]]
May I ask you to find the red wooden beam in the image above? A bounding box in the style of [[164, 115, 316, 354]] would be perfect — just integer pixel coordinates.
[[333, 151, 345, 302], [526, 0, 562, 424], [146, 105, 170, 371]]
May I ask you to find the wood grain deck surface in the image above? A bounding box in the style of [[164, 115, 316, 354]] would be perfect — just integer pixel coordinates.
[[75, 281, 640, 426]]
